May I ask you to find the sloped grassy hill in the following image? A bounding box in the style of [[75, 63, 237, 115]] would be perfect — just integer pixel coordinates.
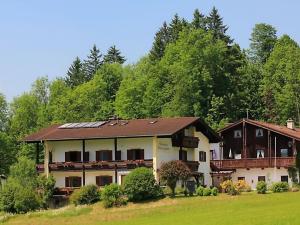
[[1, 192, 300, 225]]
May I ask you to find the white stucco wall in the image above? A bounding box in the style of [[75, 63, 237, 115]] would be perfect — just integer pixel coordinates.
[[49, 137, 153, 162], [210, 143, 221, 160], [231, 168, 291, 189], [195, 131, 212, 186]]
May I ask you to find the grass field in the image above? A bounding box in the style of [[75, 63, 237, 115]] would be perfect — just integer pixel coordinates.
[[1, 192, 300, 225]]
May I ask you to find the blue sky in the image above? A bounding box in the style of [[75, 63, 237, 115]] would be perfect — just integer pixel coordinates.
[[0, 1, 299, 101]]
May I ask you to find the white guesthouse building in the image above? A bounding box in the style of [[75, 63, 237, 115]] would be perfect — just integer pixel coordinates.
[[24, 117, 220, 194]]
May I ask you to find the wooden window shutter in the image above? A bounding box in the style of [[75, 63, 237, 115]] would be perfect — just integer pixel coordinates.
[[127, 150, 133, 160], [96, 176, 100, 186], [108, 151, 112, 161], [65, 177, 70, 187], [84, 152, 89, 162], [140, 149, 144, 160], [65, 152, 70, 162], [96, 151, 100, 161], [107, 176, 113, 184], [116, 151, 121, 160], [76, 151, 81, 162]]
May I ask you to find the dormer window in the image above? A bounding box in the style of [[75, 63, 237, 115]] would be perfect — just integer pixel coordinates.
[[234, 130, 242, 138], [256, 129, 263, 137]]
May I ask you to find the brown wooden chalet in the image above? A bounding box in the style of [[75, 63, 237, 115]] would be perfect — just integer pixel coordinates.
[[211, 119, 299, 171]]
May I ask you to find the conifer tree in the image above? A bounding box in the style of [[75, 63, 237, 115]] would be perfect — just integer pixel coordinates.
[[149, 22, 171, 61], [192, 9, 206, 30], [207, 7, 232, 44], [65, 57, 87, 88], [103, 45, 126, 64], [84, 44, 103, 80], [169, 14, 187, 42]]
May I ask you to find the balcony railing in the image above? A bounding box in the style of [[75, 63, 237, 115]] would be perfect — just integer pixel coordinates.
[[211, 157, 295, 170], [37, 159, 153, 172], [172, 136, 199, 148]]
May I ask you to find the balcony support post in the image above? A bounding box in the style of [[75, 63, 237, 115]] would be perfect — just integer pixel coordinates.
[[268, 130, 271, 166], [114, 138, 118, 183], [242, 121, 246, 158], [82, 139, 86, 186], [293, 138, 296, 156], [36, 142, 40, 164], [44, 141, 50, 178]]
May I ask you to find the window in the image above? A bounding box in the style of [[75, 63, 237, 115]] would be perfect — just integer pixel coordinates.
[[256, 149, 265, 158], [96, 150, 112, 161], [256, 129, 264, 137], [115, 151, 121, 160], [179, 150, 187, 161], [127, 149, 144, 160], [65, 151, 81, 162], [210, 150, 215, 160], [280, 149, 288, 157], [281, 176, 288, 183], [234, 130, 242, 138], [199, 151, 206, 162], [258, 176, 265, 182], [238, 177, 245, 181], [65, 176, 82, 187], [96, 176, 113, 186]]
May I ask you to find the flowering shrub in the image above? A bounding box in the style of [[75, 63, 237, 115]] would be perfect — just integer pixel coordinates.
[[235, 180, 251, 192]]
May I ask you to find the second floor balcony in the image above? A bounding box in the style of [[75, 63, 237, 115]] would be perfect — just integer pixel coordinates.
[[211, 157, 295, 170]]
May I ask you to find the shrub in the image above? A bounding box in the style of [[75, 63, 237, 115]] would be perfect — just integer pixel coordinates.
[[123, 167, 163, 202], [175, 186, 185, 195], [70, 185, 100, 206], [0, 180, 41, 213], [235, 180, 251, 192], [270, 182, 289, 193], [196, 186, 204, 196], [101, 184, 127, 208], [220, 180, 234, 193], [211, 187, 218, 196], [159, 160, 191, 197], [203, 187, 211, 196], [256, 181, 267, 194], [227, 186, 240, 196], [37, 175, 56, 208], [163, 186, 172, 196]]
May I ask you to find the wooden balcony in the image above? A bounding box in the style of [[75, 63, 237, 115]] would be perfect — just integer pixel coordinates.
[[211, 157, 295, 170], [172, 136, 199, 148], [37, 159, 153, 172], [183, 160, 199, 172]]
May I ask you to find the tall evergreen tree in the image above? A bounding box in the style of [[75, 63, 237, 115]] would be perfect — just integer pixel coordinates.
[[103, 45, 126, 64], [249, 23, 277, 63], [65, 57, 87, 88], [207, 7, 232, 44], [149, 22, 171, 61], [191, 9, 206, 30], [84, 44, 102, 80], [0, 93, 7, 131], [169, 14, 187, 42]]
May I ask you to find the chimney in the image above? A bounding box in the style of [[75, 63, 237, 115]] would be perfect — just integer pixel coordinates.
[[287, 119, 295, 130]]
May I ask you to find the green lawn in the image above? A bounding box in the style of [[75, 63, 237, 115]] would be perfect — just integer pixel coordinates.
[[1, 192, 300, 225]]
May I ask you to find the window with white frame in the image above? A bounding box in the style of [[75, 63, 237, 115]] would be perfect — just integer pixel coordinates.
[[256, 129, 263, 137], [234, 130, 242, 138]]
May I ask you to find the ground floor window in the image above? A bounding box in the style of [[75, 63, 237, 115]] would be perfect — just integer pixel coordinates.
[[281, 176, 289, 183], [96, 176, 113, 186], [258, 176, 265, 182], [65, 176, 82, 187], [238, 177, 245, 181]]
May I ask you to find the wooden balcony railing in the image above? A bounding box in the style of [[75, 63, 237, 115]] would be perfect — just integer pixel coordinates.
[[37, 159, 153, 172], [183, 160, 199, 172], [172, 136, 199, 148], [211, 157, 295, 170]]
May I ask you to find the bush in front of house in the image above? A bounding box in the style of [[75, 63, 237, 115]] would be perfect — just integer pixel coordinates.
[[70, 185, 100, 206], [235, 180, 251, 192], [123, 167, 163, 202], [220, 180, 240, 196], [101, 184, 127, 208], [159, 160, 191, 197], [0, 157, 56, 213], [270, 182, 289, 193], [256, 181, 267, 194], [203, 187, 211, 196], [196, 186, 204, 196], [211, 187, 218, 196]]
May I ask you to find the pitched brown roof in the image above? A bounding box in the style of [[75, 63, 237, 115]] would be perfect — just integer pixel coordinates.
[[219, 119, 300, 141], [23, 117, 220, 142]]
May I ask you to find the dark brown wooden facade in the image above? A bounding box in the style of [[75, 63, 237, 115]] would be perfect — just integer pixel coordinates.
[[211, 119, 300, 170]]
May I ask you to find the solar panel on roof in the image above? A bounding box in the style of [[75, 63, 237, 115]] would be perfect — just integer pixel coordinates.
[[58, 121, 107, 129]]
